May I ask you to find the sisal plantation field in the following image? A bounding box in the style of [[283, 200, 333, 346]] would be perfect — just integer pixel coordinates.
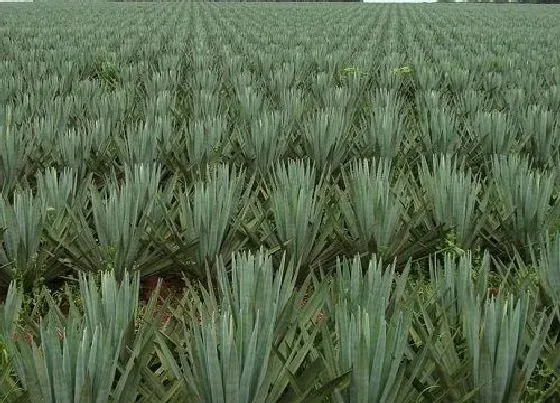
[[1, 3, 560, 401]]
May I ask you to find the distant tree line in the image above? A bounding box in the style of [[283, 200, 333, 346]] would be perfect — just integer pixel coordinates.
[[205, 0, 362, 2], [200, 0, 362, 2]]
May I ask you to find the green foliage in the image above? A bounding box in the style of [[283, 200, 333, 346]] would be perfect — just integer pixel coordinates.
[[1, 4, 560, 401], [359, 89, 406, 160], [1, 270, 165, 403], [0, 283, 24, 401], [417, 154, 488, 250], [0, 190, 60, 290], [320, 256, 420, 403], [154, 248, 345, 402], [303, 107, 352, 171], [412, 252, 554, 403], [337, 158, 409, 261], [174, 163, 252, 279], [265, 159, 333, 273], [490, 155, 559, 256]]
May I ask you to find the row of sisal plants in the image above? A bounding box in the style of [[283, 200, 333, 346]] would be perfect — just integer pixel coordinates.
[[1, 246, 560, 401], [0, 156, 558, 292]]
